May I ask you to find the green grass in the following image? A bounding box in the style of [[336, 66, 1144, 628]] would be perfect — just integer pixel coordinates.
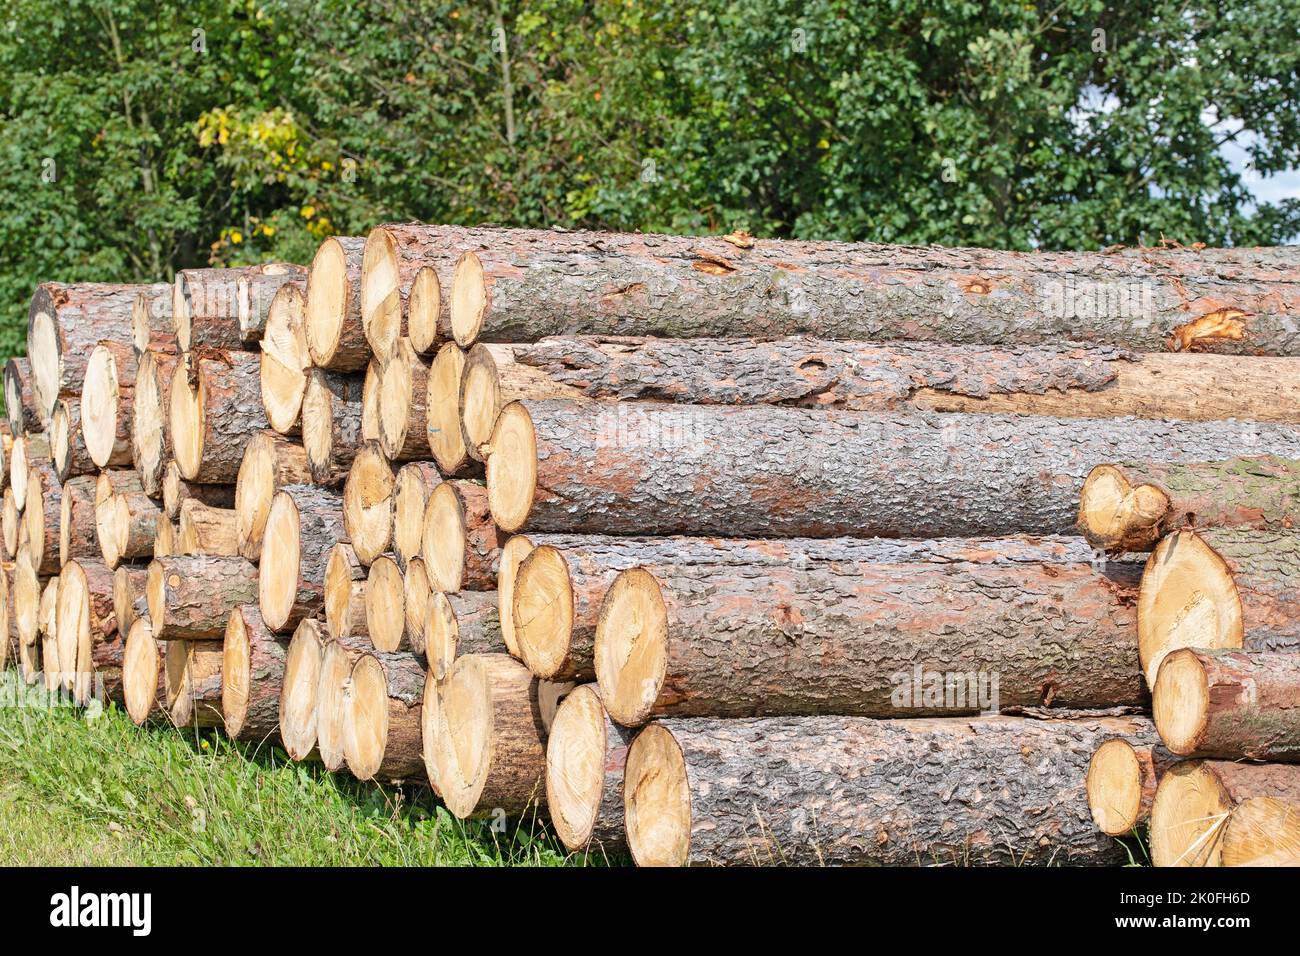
[[0, 672, 589, 866]]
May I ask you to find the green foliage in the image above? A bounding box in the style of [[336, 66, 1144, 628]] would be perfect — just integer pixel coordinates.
[[1, 0, 1297, 354], [0, 677, 590, 866]]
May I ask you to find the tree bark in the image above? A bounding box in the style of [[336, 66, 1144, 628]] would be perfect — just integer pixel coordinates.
[[1080, 456, 1300, 553], [148, 555, 259, 640], [487, 398, 1300, 537], [59, 474, 99, 566], [344, 650, 427, 783], [5, 357, 38, 437], [302, 369, 365, 485], [171, 350, 268, 483], [222, 605, 288, 742], [623, 714, 1159, 867], [507, 337, 1300, 422], [237, 264, 308, 344], [163, 461, 235, 522]]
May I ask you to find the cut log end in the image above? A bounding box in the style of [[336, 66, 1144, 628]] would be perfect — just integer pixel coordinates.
[[279, 618, 325, 761], [514, 545, 574, 679], [260, 283, 309, 434], [497, 534, 534, 657], [365, 554, 406, 652], [168, 357, 204, 480], [342, 653, 390, 780], [81, 345, 122, 468], [595, 568, 669, 726], [427, 344, 471, 474], [317, 639, 356, 771], [545, 684, 608, 851], [450, 251, 486, 347], [1078, 465, 1171, 552], [459, 344, 500, 463], [342, 443, 394, 565], [623, 723, 691, 867], [424, 590, 457, 680], [1137, 530, 1243, 689], [421, 654, 493, 815], [1222, 797, 1300, 866], [393, 463, 438, 569], [131, 351, 170, 496], [1086, 739, 1146, 837], [485, 401, 536, 533], [305, 237, 352, 367], [324, 543, 365, 641], [1149, 761, 1233, 867], [422, 481, 466, 592], [1152, 648, 1210, 756], [28, 304, 59, 419], [407, 266, 443, 354], [122, 619, 160, 725], [360, 229, 402, 361], [258, 491, 302, 631]]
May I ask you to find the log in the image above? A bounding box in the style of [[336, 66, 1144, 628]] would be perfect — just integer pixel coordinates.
[[178, 500, 239, 556], [39, 574, 58, 692], [233, 431, 312, 561], [1220, 796, 1300, 866], [23, 457, 61, 575], [95, 471, 160, 569], [1154, 648, 1300, 761], [364, 554, 407, 652], [237, 264, 307, 344], [1080, 456, 1300, 553], [403, 557, 431, 656], [130, 350, 177, 497], [458, 344, 502, 463], [222, 605, 286, 742], [163, 461, 235, 523], [360, 224, 474, 356], [278, 617, 327, 761], [422, 480, 500, 593], [507, 337, 1300, 422], [485, 398, 1300, 536], [1086, 734, 1177, 837], [59, 475, 99, 566], [421, 653, 548, 816], [495, 535, 534, 658], [170, 350, 268, 483], [0, 424, 8, 494], [26, 281, 168, 421], [10, 432, 50, 513], [79, 342, 136, 469], [258, 484, 346, 632], [49, 399, 95, 480], [624, 714, 1157, 867], [258, 282, 309, 434], [341, 442, 394, 565], [12, 550, 40, 662], [131, 288, 174, 356], [317, 636, 368, 771], [153, 519, 178, 558], [392, 462, 442, 572], [360, 359, 381, 443], [56, 559, 119, 704], [445, 230, 1300, 354], [301, 368, 365, 485], [375, 339, 431, 461], [147, 555, 259, 640], [112, 564, 149, 638], [163, 638, 224, 727], [323, 543, 367, 641], [4, 358, 37, 436], [424, 589, 503, 680], [1137, 528, 1300, 688], [545, 684, 633, 855], [425, 343, 476, 475], [122, 618, 165, 725], [1150, 760, 1300, 866], [590, 536, 1145, 725], [305, 236, 369, 371], [343, 650, 426, 782], [1, 488, 16, 560]]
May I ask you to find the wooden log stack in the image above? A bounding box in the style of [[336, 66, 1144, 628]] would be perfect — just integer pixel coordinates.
[[4, 226, 1300, 867]]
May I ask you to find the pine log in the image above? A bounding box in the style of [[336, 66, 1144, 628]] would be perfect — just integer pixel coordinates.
[[1137, 528, 1300, 688], [147, 555, 259, 640], [457, 343, 500, 463], [625, 714, 1157, 867], [589, 536, 1144, 725], [445, 230, 1300, 354], [49, 399, 95, 480], [131, 288, 174, 356], [175, 265, 304, 352], [4, 358, 37, 437], [485, 398, 1300, 536], [170, 350, 268, 483], [221, 605, 286, 742], [12, 550, 40, 661], [1220, 796, 1300, 866], [323, 543, 367, 641], [403, 557, 431, 656], [59, 475, 99, 566], [301, 368, 365, 485], [10, 432, 50, 513], [0, 424, 8, 494], [163, 461, 235, 522], [317, 636, 369, 771], [1, 488, 17, 560], [1080, 456, 1300, 553], [79, 342, 136, 469], [23, 457, 61, 575], [56, 559, 120, 705], [392, 462, 442, 572], [546, 684, 633, 855], [163, 638, 224, 727], [237, 264, 307, 344], [364, 553, 407, 652], [425, 343, 477, 476], [360, 225, 477, 355], [258, 484, 345, 632], [95, 471, 160, 569], [122, 619, 165, 725], [1150, 760, 1300, 866], [258, 282, 309, 434], [130, 350, 177, 497], [496, 534, 534, 657], [1154, 648, 1300, 761], [422, 479, 500, 593], [178, 500, 239, 556], [343, 650, 426, 782], [341, 442, 394, 565], [424, 589, 504, 680], [421, 653, 547, 816], [375, 339, 431, 461], [26, 281, 168, 421], [112, 564, 149, 638], [1086, 731, 1178, 837], [507, 337, 1300, 422], [153, 519, 178, 558], [279, 618, 327, 761], [39, 575, 58, 692], [233, 431, 312, 561], [305, 236, 369, 371]]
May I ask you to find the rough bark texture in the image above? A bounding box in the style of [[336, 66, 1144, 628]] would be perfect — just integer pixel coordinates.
[[131, 350, 177, 497], [1187, 529, 1300, 652], [175, 350, 268, 482], [164, 461, 235, 522], [593, 535, 1143, 723], [25, 457, 62, 575], [509, 337, 1300, 422], [1082, 456, 1300, 553], [27, 282, 169, 420], [349, 650, 427, 783], [223, 605, 288, 742], [59, 475, 99, 566], [262, 484, 347, 631], [5, 358, 37, 437], [451, 230, 1300, 354], [237, 264, 308, 343], [501, 399, 1300, 537], [631, 714, 1157, 866], [304, 369, 365, 485], [150, 555, 259, 640], [51, 399, 96, 480]]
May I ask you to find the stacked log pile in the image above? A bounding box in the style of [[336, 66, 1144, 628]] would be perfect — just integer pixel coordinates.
[[4, 227, 1300, 867]]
